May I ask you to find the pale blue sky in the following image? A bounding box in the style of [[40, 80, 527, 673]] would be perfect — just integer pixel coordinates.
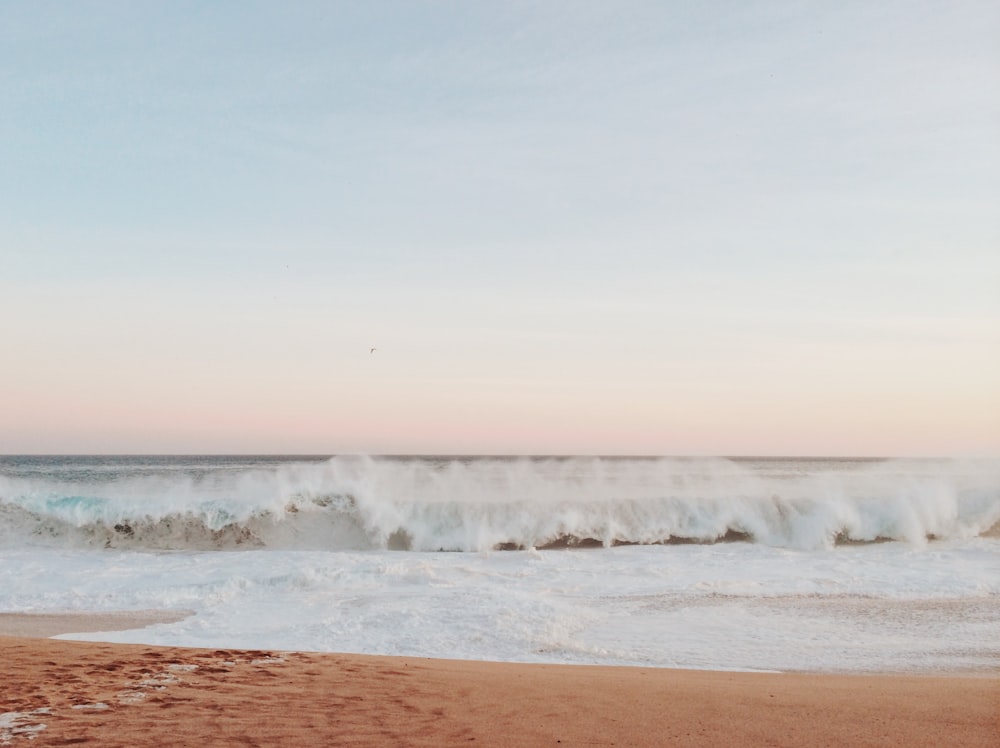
[[2, 1, 998, 454]]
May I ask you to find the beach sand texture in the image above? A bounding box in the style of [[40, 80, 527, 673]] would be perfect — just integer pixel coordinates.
[[1, 614, 997, 748]]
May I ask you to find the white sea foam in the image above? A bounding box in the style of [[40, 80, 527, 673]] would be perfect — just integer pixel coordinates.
[[0, 538, 993, 673], [2, 456, 998, 674], [0, 456, 997, 551], [0, 709, 49, 745]]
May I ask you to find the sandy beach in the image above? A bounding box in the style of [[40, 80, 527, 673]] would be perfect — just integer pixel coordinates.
[[1, 613, 996, 747]]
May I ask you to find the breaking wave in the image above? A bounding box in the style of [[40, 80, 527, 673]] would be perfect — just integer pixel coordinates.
[[1, 456, 998, 552]]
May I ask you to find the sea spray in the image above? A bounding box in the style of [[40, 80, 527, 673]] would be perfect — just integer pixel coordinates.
[[2, 456, 998, 672], [1, 456, 997, 551]]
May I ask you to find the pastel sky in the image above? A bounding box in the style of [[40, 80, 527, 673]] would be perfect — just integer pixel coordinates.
[[2, 1, 998, 456]]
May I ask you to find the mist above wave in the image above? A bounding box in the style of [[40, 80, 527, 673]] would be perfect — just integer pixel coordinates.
[[1, 456, 997, 551]]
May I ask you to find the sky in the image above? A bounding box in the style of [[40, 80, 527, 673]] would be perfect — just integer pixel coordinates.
[[1, 1, 998, 456]]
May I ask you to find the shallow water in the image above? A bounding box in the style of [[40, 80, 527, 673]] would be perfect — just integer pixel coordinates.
[[1, 455, 997, 673]]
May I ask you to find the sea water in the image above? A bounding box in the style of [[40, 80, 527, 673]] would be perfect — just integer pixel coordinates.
[[0, 455, 997, 673]]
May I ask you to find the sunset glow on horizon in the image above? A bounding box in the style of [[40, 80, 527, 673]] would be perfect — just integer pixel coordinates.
[[2, 2, 998, 457]]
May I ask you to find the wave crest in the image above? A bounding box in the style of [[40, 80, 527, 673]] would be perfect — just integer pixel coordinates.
[[1, 456, 998, 551]]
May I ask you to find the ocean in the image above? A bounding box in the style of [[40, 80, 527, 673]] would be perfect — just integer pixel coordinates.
[[1, 455, 997, 674]]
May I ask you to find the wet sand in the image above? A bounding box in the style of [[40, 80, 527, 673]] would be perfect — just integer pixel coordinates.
[[0, 610, 193, 638], [1, 614, 997, 747]]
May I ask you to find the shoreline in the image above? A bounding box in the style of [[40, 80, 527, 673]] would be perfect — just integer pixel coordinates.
[[0, 610, 194, 639], [2, 610, 997, 679], [1, 613, 997, 746]]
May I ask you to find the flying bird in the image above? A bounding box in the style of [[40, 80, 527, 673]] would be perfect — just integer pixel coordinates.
[[370, 347, 376, 354]]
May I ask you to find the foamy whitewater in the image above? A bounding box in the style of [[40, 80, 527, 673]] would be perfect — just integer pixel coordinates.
[[1, 455, 998, 673]]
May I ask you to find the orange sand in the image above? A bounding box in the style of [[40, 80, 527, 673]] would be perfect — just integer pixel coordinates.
[[0, 617, 997, 747]]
